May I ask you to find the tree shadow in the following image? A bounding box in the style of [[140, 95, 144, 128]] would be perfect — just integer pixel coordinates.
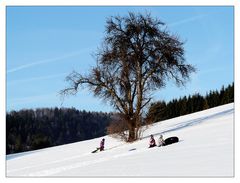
[[142, 108, 234, 139]]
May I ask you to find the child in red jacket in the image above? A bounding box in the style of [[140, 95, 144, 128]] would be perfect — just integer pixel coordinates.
[[100, 138, 105, 151], [149, 135, 156, 148]]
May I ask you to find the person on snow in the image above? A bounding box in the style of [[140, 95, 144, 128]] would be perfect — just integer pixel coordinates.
[[100, 138, 105, 151], [158, 134, 165, 147], [149, 134, 156, 148]]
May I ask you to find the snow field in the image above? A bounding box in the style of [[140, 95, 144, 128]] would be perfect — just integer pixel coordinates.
[[7, 103, 234, 177]]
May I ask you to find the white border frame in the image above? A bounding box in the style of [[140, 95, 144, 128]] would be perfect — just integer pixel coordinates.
[[1, 1, 239, 183]]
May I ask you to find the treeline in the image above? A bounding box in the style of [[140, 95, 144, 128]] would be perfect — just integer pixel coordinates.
[[6, 108, 111, 154], [147, 83, 234, 123], [6, 83, 234, 154]]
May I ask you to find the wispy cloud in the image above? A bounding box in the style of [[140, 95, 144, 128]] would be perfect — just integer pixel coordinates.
[[7, 49, 90, 74], [7, 73, 68, 85], [199, 67, 225, 75], [168, 14, 207, 27]]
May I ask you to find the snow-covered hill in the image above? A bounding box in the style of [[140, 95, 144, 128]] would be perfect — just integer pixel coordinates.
[[6, 103, 234, 177]]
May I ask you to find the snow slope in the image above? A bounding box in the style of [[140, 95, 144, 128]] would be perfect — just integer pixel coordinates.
[[6, 103, 234, 177]]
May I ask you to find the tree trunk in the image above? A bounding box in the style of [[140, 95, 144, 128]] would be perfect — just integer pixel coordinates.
[[127, 119, 136, 142]]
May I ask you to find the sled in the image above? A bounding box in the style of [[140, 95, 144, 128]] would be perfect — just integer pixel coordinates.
[[148, 144, 156, 148], [91, 147, 100, 153], [163, 136, 179, 146]]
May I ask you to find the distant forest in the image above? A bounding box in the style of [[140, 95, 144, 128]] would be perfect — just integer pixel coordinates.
[[146, 83, 234, 123], [6, 109, 111, 154], [6, 83, 234, 154]]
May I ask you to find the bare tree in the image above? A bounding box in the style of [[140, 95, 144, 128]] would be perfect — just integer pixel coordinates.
[[60, 12, 196, 142]]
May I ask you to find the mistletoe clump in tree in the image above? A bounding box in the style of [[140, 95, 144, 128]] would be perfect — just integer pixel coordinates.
[[60, 12, 196, 142]]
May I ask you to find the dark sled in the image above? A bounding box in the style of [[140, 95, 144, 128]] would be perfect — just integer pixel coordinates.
[[91, 148, 100, 153], [163, 136, 179, 146]]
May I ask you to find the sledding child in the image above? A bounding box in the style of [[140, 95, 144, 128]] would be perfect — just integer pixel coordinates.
[[100, 138, 105, 151], [149, 134, 156, 148], [158, 134, 165, 147]]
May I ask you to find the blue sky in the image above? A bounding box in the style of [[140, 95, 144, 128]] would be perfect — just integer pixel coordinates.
[[6, 6, 234, 112]]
